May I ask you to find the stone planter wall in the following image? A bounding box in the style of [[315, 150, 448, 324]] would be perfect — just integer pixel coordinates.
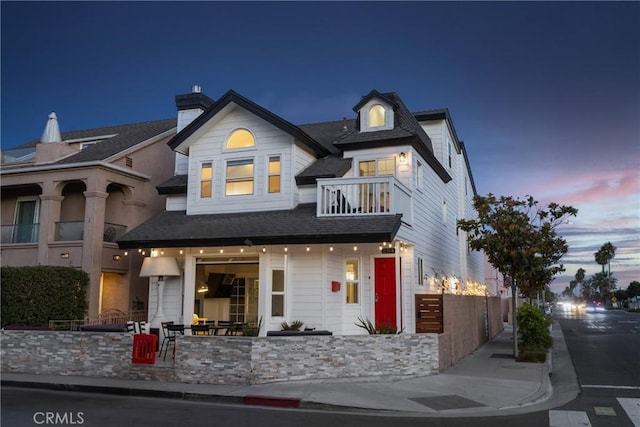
[[1, 331, 439, 385]]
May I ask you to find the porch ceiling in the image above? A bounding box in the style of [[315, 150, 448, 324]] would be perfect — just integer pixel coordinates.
[[116, 203, 402, 249]]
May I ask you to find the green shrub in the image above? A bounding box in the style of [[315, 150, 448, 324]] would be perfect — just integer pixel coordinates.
[[243, 316, 263, 336], [355, 317, 404, 334], [1, 266, 88, 327], [517, 303, 552, 362], [280, 320, 304, 331]]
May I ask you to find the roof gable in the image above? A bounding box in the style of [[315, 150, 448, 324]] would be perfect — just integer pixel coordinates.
[[167, 90, 330, 157]]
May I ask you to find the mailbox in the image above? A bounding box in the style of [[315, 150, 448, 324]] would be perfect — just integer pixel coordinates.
[[331, 281, 341, 292]]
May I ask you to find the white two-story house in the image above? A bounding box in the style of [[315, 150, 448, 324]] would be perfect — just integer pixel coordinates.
[[117, 87, 484, 335]]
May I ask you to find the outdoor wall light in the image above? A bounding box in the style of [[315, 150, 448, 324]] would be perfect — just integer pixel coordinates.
[[399, 152, 407, 163], [113, 255, 121, 261], [60, 253, 70, 259]]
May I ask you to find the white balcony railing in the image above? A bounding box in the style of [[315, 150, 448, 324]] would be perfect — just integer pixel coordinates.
[[316, 176, 412, 224]]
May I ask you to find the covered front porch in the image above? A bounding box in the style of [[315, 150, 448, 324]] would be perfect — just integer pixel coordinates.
[[144, 240, 414, 338]]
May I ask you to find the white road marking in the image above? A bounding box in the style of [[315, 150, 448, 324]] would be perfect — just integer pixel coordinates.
[[582, 385, 640, 390], [618, 398, 640, 427], [549, 410, 591, 427]]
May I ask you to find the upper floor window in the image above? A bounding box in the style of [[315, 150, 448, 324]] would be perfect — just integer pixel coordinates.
[[226, 129, 255, 149], [268, 156, 281, 193], [359, 158, 396, 177], [226, 159, 254, 196], [200, 162, 212, 198], [11, 197, 40, 243], [368, 104, 386, 127]]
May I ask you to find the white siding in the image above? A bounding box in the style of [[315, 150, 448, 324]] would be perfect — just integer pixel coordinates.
[[166, 195, 186, 211], [185, 107, 316, 215]]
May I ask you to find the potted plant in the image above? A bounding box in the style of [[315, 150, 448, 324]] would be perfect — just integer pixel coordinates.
[[280, 320, 304, 331]]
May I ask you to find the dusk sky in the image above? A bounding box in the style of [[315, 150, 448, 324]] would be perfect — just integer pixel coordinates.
[[2, 1, 638, 293]]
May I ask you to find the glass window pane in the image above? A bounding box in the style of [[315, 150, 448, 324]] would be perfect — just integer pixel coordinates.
[[346, 282, 358, 304], [227, 129, 255, 149], [346, 260, 358, 281], [359, 161, 375, 177], [268, 176, 280, 193], [272, 270, 284, 292], [227, 160, 253, 178], [201, 181, 212, 198], [201, 163, 212, 180], [271, 295, 284, 317], [378, 159, 395, 176], [225, 180, 253, 196], [368, 104, 385, 127], [268, 157, 280, 174]]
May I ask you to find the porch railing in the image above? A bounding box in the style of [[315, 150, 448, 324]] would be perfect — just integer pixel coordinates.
[[55, 221, 83, 241], [54, 221, 127, 242], [49, 309, 147, 331], [0, 223, 39, 244], [316, 176, 412, 224]]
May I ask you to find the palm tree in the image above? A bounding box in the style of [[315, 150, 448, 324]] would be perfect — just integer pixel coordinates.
[[594, 248, 608, 274], [601, 242, 616, 276]]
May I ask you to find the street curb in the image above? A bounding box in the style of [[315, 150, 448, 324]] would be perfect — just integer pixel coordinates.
[[0, 380, 244, 405]]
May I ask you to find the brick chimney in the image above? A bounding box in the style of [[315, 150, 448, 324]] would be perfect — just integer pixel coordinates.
[[175, 85, 214, 133]]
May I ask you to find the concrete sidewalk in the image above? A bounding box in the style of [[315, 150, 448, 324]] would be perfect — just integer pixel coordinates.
[[1, 322, 580, 417]]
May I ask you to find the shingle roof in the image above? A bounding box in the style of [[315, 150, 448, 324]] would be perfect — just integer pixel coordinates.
[[55, 119, 176, 164], [10, 118, 176, 164], [117, 204, 402, 249], [168, 90, 331, 157], [295, 154, 352, 185], [157, 174, 188, 195]]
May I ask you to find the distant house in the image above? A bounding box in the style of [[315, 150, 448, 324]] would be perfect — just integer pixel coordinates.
[[1, 114, 177, 320], [118, 87, 485, 335]]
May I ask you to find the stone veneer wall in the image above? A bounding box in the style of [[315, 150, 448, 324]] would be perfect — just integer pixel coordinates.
[[1, 331, 439, 385]]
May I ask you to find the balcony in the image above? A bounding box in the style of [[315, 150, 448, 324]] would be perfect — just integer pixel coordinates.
[[0, 223, 39, 244], [55, 221, 84, 241], [316, 176, 412, 224], [54, 221, 127, 242]]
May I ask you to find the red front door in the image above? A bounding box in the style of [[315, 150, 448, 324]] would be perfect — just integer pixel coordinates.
[[374, 257, 396, 329]]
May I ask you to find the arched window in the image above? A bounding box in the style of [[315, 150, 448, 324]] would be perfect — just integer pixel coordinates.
[[226, 129, 255, 149], [368, 104, 385, 128]]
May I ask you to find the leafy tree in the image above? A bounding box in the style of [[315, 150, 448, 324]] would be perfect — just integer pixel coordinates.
[[627, 281, 640, 299], [590, 271, 617, 302], [458, 194, 577, 357]]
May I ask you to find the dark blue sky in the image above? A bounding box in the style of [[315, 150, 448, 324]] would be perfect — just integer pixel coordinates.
[[2, 1, 638, 289]]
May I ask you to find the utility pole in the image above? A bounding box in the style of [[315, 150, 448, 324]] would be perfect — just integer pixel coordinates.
[[511, 277, 518, 359]]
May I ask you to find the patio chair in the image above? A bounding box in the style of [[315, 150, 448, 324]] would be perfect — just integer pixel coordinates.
[[191, 324, 211, 335], [163, 324, 185, 361], [159, 321, 174, 360]]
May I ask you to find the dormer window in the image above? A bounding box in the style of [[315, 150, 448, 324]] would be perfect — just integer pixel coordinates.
[[359, 99, 394, 132], [226, 128, 255, 149], [368, 104, 386, 128]]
